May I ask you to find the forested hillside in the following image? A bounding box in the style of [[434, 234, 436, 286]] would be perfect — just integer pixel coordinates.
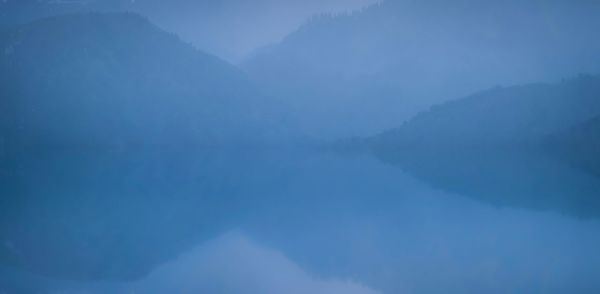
[[372, 75, 600, 150], [0, 12, 282, 152], [245, 0, 600, 137]]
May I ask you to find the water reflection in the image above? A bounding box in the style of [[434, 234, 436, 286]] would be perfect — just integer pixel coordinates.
[[0, 147, 262, 281], [1, 148, 600, 293], [374, 147, 600, 218]]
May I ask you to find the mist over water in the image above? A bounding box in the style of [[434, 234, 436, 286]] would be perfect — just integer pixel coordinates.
[[1, 1, 600, 293]]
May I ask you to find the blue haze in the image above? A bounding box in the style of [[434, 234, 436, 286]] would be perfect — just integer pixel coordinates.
[[1, 1, 600, 294]]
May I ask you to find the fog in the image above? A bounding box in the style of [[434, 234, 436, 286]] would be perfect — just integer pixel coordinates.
[[0, 0, 377, 61], [1, 1, 600, 293]]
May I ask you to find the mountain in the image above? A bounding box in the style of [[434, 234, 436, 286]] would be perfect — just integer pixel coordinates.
[[0, 12, 282, 151], [0, 13, 282, 281], [244, 0, 600, 138], [373, 75, 600, 149], [0, 0, 377, 62], [366, 75, 600, 218]]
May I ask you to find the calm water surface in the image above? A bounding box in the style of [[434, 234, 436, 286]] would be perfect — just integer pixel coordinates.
[[1, 148, 599, 294]]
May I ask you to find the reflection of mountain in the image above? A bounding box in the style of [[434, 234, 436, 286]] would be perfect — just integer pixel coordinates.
[[546, 116, 600, 177], [0, 149, 253, 281], [0, 13, 282, 281], [370, 76, 600, 217], [245, 0, 600, 137], [375, 148, 600, 218]]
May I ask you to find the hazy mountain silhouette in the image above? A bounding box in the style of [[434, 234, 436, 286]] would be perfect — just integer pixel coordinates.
[[2, 2, 600, 292], [368, 75, 600, 217], [0, 0, 377, 62], [0, 12, 283, 151], [0, 12, 284, 281], [245, 0, 600, 138], [373, 75, 600, 149]]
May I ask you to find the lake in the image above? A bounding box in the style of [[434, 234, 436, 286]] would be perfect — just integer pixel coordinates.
[[1, 147, 599, 293]]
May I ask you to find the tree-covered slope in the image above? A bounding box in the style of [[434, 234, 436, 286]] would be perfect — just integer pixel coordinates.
[[373, 75, 600, 149], [0, 12, 280, 151], [244, 0, 600, 137]]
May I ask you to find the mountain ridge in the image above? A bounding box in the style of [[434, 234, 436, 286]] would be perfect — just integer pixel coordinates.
[[244, 0, 600, 138]]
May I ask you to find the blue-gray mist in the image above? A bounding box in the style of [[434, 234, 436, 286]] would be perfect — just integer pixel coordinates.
[[1, 1, 600, 294]]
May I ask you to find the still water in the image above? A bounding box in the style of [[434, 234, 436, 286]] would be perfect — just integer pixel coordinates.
[[1, 147, 599, 293]]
